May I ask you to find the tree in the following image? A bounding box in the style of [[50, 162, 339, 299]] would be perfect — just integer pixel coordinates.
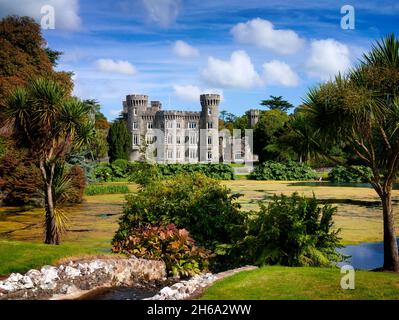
[[5, 79, 95, 244], [260, 95, 294, 112], [0, 16, 73, 121], [253, 109, 289, 162], [83, 99, 109, 161], [107, 118, 131, 162], [303, 34, 399, 271]]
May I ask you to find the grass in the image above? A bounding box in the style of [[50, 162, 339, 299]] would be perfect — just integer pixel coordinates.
[[0, 240, 113, 275], [85, 184, 130, 196], [200, 266, 399, 300]]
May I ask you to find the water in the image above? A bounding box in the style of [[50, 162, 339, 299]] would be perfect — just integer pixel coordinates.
[[337, 239, 399, 270], [78, 286, 159, 300]]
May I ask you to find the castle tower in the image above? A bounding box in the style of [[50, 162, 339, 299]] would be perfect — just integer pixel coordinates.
[[126, 94, 148, 161], [199, 94, 220, 163], [246, 109, 260, 128]]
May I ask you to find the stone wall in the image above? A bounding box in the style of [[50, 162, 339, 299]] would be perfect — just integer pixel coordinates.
[[0, 256, 166, 300]]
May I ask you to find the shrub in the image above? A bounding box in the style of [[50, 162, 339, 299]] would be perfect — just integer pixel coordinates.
[[328, 165, 373, 183], [249, 161, 316, 181], [85, 184, 129, 196], [157, 163, 235, 180], [128, 163, 235, 185], [112, 159, 129, 172], [243, 193, 343, 267], [65, 165, 86, 204], [112, 223, 211, 277], [92, 164, 114, 182], [114, 173, 246, 270], [0, 147, 42, 205]]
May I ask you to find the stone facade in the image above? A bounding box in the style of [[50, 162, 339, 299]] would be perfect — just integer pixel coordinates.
[[122, 94, 220, 163]]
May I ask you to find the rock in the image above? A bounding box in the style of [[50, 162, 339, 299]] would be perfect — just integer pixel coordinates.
[[64, 266, 81, 279], [8, 273, 24, 283], [26, 269, 42, 285], [40, 266, 59, 290], [21, 276, 34, 289]]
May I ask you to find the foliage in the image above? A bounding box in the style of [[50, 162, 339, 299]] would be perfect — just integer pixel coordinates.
[[85, 184, 129, 196], [328, 165, 373, 183], [0, 146, 42, 205], [113, 174, 247, 269], [260, 95, 294, 112], [253, 109, 289, 162], [65, 165, 86, 203], [156, 163, 235, 180], [249, 161, 316, 181], [303, 34, 399, 270], [0, 16, 73, 121], [242, 193, 343, 267], [92, 164, 114, 182], [4, 78, 95, 244], [107, 119, 131, 162], [112, 223, 211, 277]]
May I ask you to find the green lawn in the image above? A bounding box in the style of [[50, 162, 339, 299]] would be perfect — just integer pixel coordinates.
[[0, 240, 112, 275], [200, 266, 399, 300]]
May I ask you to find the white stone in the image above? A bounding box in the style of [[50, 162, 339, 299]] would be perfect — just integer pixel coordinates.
[[7, 273, 24, 283], [64, 266, 81, 278], [26, 269, 42, 285], [21, 276, 34, 289]]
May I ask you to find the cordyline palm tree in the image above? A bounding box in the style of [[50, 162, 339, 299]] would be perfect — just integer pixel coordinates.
[[5, 78, 94, 244], [303, 34, 399, 271]]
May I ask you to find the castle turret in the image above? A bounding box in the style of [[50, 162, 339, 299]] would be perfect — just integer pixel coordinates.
[[199, 94, 220, 162], [246, 109, 260, 128], [126, 94, 148, 160]]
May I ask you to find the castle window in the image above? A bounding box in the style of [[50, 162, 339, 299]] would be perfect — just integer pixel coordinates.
[[167, 150, 173, 159], [167, 121, 173, 129], [208, 107, 212, 115], [147, 122, 153, 129], [189, 149, 197, 159], [167, 135, 173, 144], [189, 134, 196, 145], [146, 135, 154, 144], [133, 122, 138, 129], [133, 134, 139, 145], [207, 136, 212, 145], [176, 122, 181, 129], [188, 122, 197, 129], [133, 108, 137, 116], [207, 151, 212, 160], [176, 150, 181, 159], [207, 122, 213, 129], [176, 136, 181, 144]]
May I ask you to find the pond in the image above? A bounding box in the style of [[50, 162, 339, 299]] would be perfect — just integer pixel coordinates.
[[77, 285, 159, 300], [337, 239, 399, 270]]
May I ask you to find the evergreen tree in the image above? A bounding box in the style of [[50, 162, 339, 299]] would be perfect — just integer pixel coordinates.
[[107, 118, 131, 162]]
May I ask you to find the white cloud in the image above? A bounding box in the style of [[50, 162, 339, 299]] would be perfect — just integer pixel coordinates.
[[173, 40, 199, 58], [306, 39, 351, 80], [142, 0, 180, 27], [173, 85, 223, 102], [201, 50, 261, 89], [0, 0, 81, 30], [95, 59, 137, 75], [262, 60, 299, 87], [231, 18, 304, 55], [110, 109, 122, 117]]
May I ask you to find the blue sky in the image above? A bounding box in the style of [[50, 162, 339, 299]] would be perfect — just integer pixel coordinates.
[[1, 0, 398, 120]]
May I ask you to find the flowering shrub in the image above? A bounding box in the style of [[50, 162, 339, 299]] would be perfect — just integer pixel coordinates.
[[112, 223, 211, 277]]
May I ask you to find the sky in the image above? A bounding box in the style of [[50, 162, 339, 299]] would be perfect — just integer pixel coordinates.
[[0, 0, 398, 120]]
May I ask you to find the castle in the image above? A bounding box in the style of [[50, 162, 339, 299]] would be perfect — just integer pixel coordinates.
[[122, 93, 260, 163]]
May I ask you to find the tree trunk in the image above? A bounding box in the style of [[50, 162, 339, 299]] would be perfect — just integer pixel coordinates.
[[381, 191, 399, 271], [40, 161, 60, 245]]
